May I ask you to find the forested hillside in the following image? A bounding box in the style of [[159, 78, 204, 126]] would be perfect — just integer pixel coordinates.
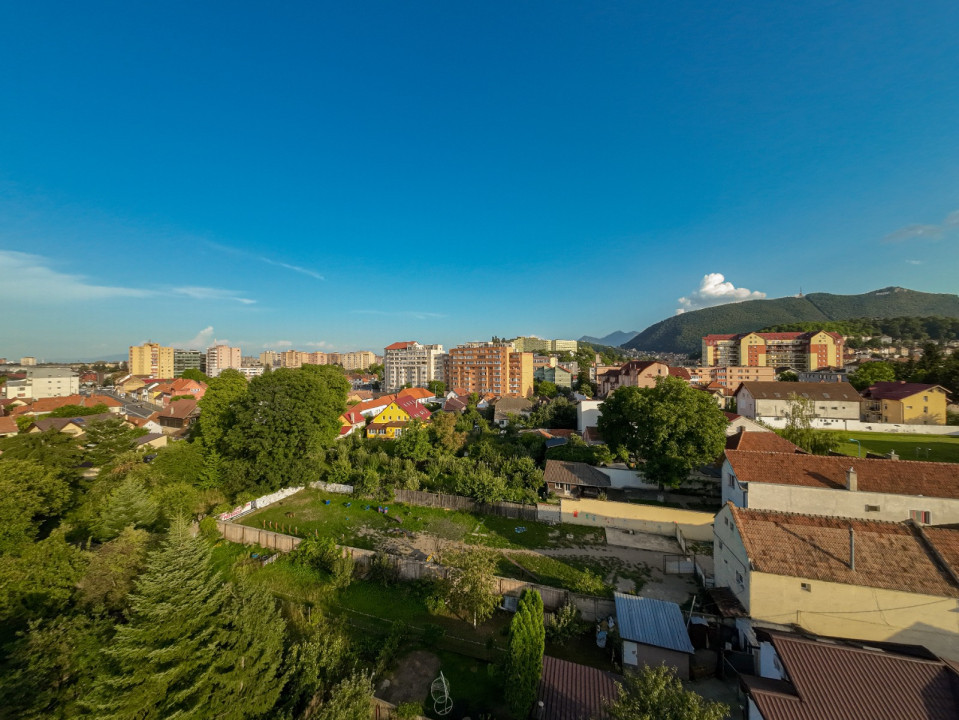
[[623, 287, 959, 354]]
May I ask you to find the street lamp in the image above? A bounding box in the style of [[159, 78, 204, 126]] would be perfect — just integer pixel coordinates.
[[848, 438, 862, 458]]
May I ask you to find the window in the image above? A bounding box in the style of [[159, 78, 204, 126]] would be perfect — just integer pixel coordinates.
[[800, 582, 811, 592], [910, 510, 931, 524], [865, 505, 881, 512]]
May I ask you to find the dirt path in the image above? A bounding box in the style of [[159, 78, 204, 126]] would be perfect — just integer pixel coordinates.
[[378, 650, 440, 705]]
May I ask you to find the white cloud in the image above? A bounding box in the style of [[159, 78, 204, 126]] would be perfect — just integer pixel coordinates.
[[305, 341, 329, 348], [676, 273, 766, 314], [882, 210, 959, 243], [0, 250, 154, 302], [265, 340, 293, 348], [177, 326, 216, 350], [906, 259, 923, 265], [258, 257, 325, 280], [205, 240, 325, 280], [171, 287, 256, 304]]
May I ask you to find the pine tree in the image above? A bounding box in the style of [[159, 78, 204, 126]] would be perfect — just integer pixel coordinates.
[[90, 517, 229, 720], [95, 474, 159, 540], [208, 579, 288, 720], [505, 589, 545, 717]]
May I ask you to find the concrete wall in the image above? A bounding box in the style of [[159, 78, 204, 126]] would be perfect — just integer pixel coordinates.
[[599, 467, 659, 490], [560, 498, 715, 541], [624, 641, 690, 680], [756, 417, 959, 435], [577, 400, 602, 432]]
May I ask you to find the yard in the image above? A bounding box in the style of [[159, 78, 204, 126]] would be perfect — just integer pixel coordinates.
[[823, 430, 959, 463]]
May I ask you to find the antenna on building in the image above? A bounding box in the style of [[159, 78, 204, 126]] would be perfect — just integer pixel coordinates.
[[798, 286, 803, 298]]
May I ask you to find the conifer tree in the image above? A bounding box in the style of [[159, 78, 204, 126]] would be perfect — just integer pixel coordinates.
[[90, 517, 229, 720], [505, 589, 545, 718], [95, 474, 159, 540]]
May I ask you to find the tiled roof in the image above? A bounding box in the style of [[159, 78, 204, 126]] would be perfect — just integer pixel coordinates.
[[395, 396, 431, 421], [725, 450, 959, 499], [725, 431, 802, 454], [443, 397, 468, 413], [396, 387, 434, 402], [923, 527, 959, 575], [668, 366, 691, 380], [537, 656, 619, 720], [134, 433, 164, 446], [744, 632, 959, 720], [157, 398, 199, 419], [544, 460, 611, 488], [862, 381, 950, 401], [12, 394, 122, 415], [30, 412, 119, 432], [614, 593, 694, 653], [0, 416, 18, 434], [384, 341, 416, 351], [730, 505, 959, 597], [737, 381, 860, 402]]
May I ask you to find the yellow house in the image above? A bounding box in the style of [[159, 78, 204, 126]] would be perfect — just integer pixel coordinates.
[[861, 382, 949, 425], [366, 420, 409, 440], [369, 401, 412, 425], [713, 503, 959, 661]]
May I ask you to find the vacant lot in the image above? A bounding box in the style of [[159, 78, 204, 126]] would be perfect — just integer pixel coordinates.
[[825, 431, 959, 463]]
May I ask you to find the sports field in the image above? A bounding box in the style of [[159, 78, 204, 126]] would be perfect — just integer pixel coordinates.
[[824, 431, 959, 463]]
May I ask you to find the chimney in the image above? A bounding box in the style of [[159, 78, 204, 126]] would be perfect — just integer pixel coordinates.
[[849, 527, 856, 571], [846, 466, 857, 492]]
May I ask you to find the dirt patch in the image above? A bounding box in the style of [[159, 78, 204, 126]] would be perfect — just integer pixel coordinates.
[[378, 650, 441, 705]]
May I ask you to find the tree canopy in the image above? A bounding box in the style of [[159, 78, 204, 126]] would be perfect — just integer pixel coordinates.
[[598, 377, 727, 487], [605, 664, 728, 720]]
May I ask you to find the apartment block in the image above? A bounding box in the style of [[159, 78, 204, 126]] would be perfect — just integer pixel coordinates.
[[20, 356, 37, 366], [702, 331, 844, 371], [338, 350, 377, 371], [206, 345, 242, 377], [259, 351, 280, 368], [383, 341, 445, 391], [129, 342, 175, 377], [511, 336, 578, 354], [2, 367, 79, 400], [445, 342, 533, 397], [173, 349, 204, 377], [687, 365, 776, 389]]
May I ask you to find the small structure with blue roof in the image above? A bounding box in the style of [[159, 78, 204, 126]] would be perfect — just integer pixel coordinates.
[[614, 593, 695, 679]]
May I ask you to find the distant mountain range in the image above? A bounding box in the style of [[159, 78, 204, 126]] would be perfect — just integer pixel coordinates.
[[620, 287, 959, 355], [579, 330, 640, 347]]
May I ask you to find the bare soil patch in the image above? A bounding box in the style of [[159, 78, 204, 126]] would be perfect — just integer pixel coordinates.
[[378, 650, 441, 706]]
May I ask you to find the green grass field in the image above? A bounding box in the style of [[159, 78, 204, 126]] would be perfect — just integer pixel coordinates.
[[239, 487, 605, 550], [824, 431, 959, 463]]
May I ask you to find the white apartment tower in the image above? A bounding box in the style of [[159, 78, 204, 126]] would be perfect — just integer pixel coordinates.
[[383, 341, 444, 391]]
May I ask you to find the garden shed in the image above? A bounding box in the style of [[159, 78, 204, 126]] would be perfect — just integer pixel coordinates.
[[614, 593, 694, 679]]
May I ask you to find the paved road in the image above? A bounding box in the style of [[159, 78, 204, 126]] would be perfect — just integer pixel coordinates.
[[94, 387, 159, 419]]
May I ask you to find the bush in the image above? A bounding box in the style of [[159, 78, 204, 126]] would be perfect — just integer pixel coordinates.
[[366, 551, 400, 586], [395, 702, 422, 720], [292, 536, 354, 588], [198, 515, 220, 541], [546, 602, 583, 646], [573, 568, 606, 596]]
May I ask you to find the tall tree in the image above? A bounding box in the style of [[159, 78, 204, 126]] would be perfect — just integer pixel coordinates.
[[316, 672, 374, 720], [223, 367, 348, 492], [95, 475, 160, 540], [604, 664, 728, 720], [195, 369, 249, 451], [76, 525, 151, 613], [849, 360, 896, 390], [779, 395, 838, 455], [84, 418, 147, 467], [598, 377, 727, 487], [0, 459, 70, 553], [505, 589, 545, 717], [90, 518, 229, 720]]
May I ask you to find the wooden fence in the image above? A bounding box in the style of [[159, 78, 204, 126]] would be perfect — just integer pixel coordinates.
[[392, 488, 538, 522], [215, 520, 614, 621]]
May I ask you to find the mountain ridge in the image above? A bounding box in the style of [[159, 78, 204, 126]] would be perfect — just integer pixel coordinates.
[[579, 330, 640, 347], [622, 287, 959, 355]]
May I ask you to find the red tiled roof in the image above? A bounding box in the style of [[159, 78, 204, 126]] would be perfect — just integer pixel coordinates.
[[384, 341, 416, 351], [396, 387, 434, 401], [396, 396, 431, 421], [725, 431, 802, 454], [0, 416, 18, 434], [862, 381, 950, 401], [11, 394, 122, 415], [725, 450, 959, 499], [668, 366, 691, 380], [157, 398, 199, 419], [729, 505, 959, 597], [538, 656, 619, 720], [744, 632, 959, 720]]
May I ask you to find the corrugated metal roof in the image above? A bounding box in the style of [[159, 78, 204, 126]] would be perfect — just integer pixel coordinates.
[[613, 593, 694, 654], [537, 656, 619, 720]]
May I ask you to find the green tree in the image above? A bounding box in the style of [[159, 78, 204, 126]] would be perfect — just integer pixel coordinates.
[[776, 371, 798, 382], [96, 475, 160, 540], [427, 379, 446, 395], [84, 418, 148, 467], [317, 672, 374, 720], [0, 459, 71, 553], [505, 589, 545, 717], [76, 525, 151, 613], [0, 429, 84, 478], [48, 402, 110, 418], [598, 377, 727, 487], [779, 395, 838, 455], [849, 360, 896, 390], [150, 441, 207, 485], [195, 369, 249, 450], [180, 368, 210, 383], [429, 412, 466, 454], [280, 615, 353, 719], [223, 367, 348, 493], [394, 420, 431, 462], [442, 549, 499, 627], [90, 518, 229, 720], [536, 380, 559, 398], [604, 664, 728, 720]]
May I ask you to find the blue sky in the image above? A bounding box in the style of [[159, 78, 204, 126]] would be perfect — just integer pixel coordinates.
[[1, 1, 958, 360]]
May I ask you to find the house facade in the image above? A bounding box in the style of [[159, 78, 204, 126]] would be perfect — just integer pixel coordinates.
[[735, 381, 860, 422], [703, 331, 844, 371], [860, 381, 949, 425]]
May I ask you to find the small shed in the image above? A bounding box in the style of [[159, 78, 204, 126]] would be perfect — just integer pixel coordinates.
[[614, 593, 694, 679]]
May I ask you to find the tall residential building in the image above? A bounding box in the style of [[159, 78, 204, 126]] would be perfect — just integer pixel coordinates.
[[259, 351, 280, 368], [173, 349, 204, 377], [129, 342, 175, 377], [383, 341, 445, 391], [511, 337, 579, 354], [2, 367, 79, 400], [702, 331, 844, 371], [446, 342, 533, 397], [206, 345, 242, 377], [20, 356, 37, 366], [340, 350, 377, 370]]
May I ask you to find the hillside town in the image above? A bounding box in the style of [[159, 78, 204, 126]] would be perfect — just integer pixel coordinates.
[[2, 323, 959, 720]]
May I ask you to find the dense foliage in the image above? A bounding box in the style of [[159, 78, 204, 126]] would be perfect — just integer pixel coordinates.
[[504, 589, 545, 717], [604, 664, 729, 720]]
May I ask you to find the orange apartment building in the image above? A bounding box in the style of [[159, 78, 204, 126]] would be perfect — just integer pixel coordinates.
[[687, 365, 776, 389], [702, 331, 843, 371], [445, 343, 533, 397]]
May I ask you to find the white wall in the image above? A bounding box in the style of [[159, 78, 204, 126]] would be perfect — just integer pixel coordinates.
[[577, 400, 602, 432], [713, 505, 752, 612], [600, 467, 658, 490], [757, 417, 959, 436]]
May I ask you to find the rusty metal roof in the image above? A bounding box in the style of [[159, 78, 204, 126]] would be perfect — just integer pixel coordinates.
[[537, 656, 619, 720]]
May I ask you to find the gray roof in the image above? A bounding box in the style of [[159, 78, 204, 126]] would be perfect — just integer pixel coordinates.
[[614, 593, 694, 654], [737, 381, 860, 402], [544, 460, 611, 488]]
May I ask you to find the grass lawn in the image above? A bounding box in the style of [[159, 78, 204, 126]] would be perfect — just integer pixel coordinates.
[[426, 650, 509, 720], [824, 431, 959, 463], [240, 487, 605, 550]]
